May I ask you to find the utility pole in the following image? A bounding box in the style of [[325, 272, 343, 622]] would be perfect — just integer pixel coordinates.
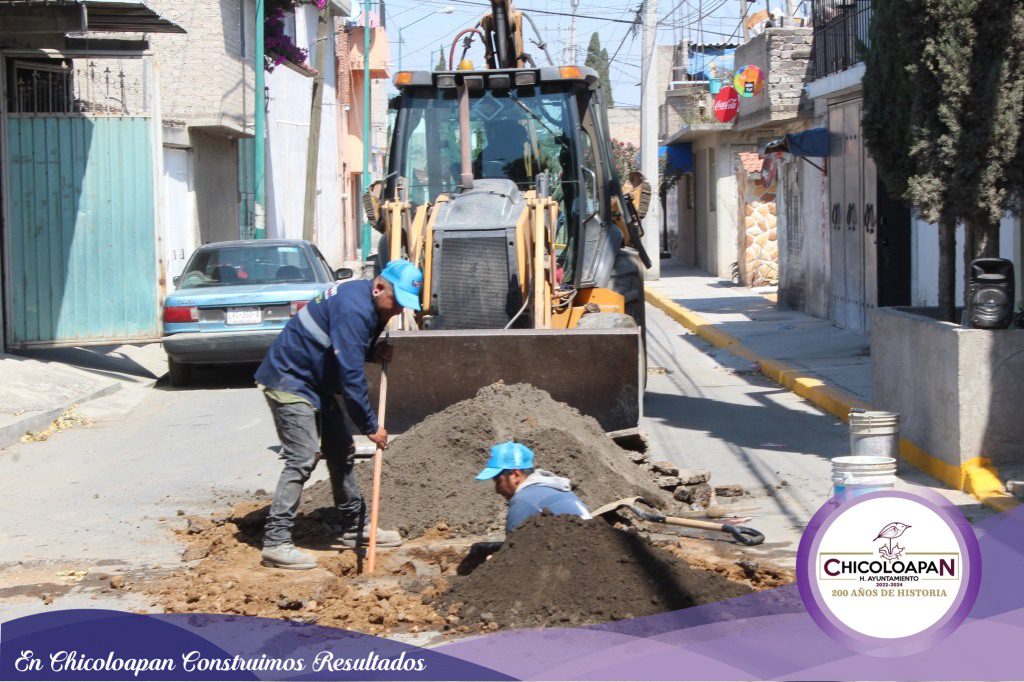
[[254, 0, 266, 239], [741, 0, 749, 40], [360, 0, 372, 262], [303, 4, 331, 243], [569, 0, 578, 63], [640, 0, 660, 279]]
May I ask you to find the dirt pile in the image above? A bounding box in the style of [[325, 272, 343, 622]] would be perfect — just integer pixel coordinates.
[[302, 383, 670, 538], [440, 514, 754, 628]]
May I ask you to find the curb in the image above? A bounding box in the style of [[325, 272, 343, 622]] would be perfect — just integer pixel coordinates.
[[645, 288, 1019, 513], [0, 382, 122, 451]]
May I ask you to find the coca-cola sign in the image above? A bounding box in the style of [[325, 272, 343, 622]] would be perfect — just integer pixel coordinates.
[[714, 86, 739, 123]]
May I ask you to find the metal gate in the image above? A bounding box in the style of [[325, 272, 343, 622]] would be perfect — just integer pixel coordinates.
[[827, 97, 877, 333], [2, 54, 158, 347]]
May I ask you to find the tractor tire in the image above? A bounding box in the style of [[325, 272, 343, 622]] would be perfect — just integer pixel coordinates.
[[167, 357, 192, 387], [576, 311, 647, 390], [604, 247, 648, 387]]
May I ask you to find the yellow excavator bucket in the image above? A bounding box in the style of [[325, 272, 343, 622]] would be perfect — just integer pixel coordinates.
[[365, 327, 642, 434]]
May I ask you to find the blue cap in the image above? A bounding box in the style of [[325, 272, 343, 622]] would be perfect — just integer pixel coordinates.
[[380, 259, 423, 311], [475, 441, 535, 480]]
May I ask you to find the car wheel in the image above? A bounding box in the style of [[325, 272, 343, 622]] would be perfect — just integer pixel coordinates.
[[167, 357, 192, 387]]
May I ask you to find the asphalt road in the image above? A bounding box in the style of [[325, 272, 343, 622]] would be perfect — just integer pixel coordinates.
[[0, 303, 990, 620]]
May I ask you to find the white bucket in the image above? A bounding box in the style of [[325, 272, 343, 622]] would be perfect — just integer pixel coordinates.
[[849, 410, 900, 458], [831, 455, 898, 501]]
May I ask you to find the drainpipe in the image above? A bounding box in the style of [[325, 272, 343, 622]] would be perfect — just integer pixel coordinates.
[[254, 0, 267, 239], [360, 0, 372, 261]]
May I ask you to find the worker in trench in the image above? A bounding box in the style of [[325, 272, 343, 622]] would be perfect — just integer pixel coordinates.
[[475, 441, 591, 542], [254, 259, 423, 570]]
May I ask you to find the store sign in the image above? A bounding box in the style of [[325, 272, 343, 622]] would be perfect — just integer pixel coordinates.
[[713, 86, 739, 123], [733, 64, 764, 97]]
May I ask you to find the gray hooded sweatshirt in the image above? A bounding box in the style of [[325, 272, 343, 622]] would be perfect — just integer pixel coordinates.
[[506, 469, 592, 534]]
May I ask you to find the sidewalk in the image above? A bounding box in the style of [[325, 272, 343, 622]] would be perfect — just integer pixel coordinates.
[[0, 344, 167, 450], [647, 260, 872, 410], [645, 259, 1018, 513]]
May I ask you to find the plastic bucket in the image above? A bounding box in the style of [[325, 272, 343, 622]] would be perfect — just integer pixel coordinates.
[[831, 455, 898, 501], [849, 410, 900, 458]]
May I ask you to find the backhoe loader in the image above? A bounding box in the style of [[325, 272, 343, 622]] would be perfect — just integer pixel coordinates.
[[362, 0, 653, 434]]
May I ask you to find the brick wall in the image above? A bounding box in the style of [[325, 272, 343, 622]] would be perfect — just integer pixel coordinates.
[[734, 27, 812, 131]]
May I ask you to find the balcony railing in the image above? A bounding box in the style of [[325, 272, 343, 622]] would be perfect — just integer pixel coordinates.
[[811, 0, 873, 79]]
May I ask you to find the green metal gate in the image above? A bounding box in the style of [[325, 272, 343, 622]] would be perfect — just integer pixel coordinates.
[[3, 114, 158, 346]]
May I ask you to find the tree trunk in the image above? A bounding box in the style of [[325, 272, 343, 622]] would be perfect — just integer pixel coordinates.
[[937, 214, 956, 322]]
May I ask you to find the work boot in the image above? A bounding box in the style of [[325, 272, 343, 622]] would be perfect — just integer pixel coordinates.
[[261, 543, 318, 570], [337, 527, 403, 548]]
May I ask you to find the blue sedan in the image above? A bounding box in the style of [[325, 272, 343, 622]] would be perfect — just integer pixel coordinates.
[[162, 239, 352, 386]]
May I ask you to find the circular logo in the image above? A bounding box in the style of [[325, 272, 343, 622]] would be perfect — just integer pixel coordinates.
[[797, 490, 980, 655], [713, 86, 739, 123], [733, 65, 764, 97]]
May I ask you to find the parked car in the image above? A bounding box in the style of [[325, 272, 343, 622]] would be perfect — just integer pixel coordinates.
[[162, 239, 353, 386]]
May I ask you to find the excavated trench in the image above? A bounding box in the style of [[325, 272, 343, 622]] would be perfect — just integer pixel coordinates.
[[147, 383, 792, 635]]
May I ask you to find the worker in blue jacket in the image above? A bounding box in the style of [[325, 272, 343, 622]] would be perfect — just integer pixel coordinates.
[[476, 441, 591, 535], [255, 259, 422, 569]]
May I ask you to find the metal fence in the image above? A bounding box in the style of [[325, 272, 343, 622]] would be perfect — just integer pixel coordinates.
[[810, 0, 873, 79]]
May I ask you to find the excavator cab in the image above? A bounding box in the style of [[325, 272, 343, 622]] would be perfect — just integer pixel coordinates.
[[383, 66, 650, 329], [362, 3, 651, 435]]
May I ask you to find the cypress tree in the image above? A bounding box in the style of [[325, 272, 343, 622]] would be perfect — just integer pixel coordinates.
[[862, 0, 1024, 321], [584, 32, 614, 107]]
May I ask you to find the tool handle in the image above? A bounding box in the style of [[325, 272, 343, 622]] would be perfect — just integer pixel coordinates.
[[721, 524, 765, 546], [662, 515, 765, 546], [365, 361, 388, 574]]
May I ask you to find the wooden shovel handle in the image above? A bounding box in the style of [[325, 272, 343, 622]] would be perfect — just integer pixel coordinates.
[[366, 362, 387, 573], [662, 515, 765, 546]]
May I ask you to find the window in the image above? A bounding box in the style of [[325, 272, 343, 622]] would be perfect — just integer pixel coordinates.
[[9, 60, 72, 113], [179, 245, 317, 288]]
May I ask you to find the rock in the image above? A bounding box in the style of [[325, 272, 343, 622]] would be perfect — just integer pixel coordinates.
[[714, 484, 745, 497], [277, 597, 305, 610], [181, 545, 210, 562], [186, 517, 213, 535], [651, 461, 679, 476], [628, 450, 648, 464], [677, 469, 711, 486], [109, 575, 125, 589], [673, 482, 713, 506], [737, 559, 759, 579], [176, 510, 185, 516], [655, 476, 680, 490], [1007, 480, 1024, 498]]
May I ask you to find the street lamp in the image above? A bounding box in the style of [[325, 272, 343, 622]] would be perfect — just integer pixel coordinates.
[[398, 6, 454, 71]]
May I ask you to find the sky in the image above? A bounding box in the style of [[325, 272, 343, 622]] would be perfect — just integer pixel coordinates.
[[377, 0, 805, 106]]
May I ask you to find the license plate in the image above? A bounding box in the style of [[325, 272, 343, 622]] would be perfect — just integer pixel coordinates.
[[225, 307, 261, 325]]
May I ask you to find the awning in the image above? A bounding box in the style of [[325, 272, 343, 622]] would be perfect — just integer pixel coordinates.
[[762, 127, 829, 157], [0, 0, 185, 34], [659, 143, 693, 174]]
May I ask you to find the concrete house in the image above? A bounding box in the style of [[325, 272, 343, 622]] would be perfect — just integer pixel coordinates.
[[147, 0, 257, 283]]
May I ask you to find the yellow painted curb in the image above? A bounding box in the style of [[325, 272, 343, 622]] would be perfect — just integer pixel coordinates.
[[645, 288, 1020, 513]]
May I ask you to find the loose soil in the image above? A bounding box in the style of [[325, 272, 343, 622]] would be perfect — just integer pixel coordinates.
[[302, 383, 671, 538], [144, 503, 792, 635], [141, 383, 793, 634], [440, 514, 754, 628]]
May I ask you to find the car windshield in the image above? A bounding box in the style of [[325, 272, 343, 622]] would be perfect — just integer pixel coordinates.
[[178, 245, 317, 288]]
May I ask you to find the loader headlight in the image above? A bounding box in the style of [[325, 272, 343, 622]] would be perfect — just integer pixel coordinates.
[[436, 74, 457, 89], [463, 74, 485, 91], [514, 71, 537, 87], [489, 73, 511, 89]]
